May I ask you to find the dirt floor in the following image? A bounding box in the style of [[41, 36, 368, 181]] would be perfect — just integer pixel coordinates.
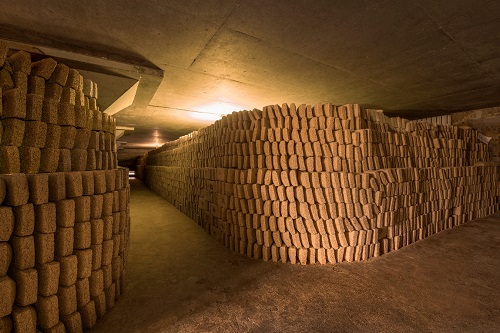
[[90, 180, 500, 333]]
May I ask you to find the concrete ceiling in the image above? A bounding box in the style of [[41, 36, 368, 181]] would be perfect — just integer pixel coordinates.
[[1, 0, 500, 163]]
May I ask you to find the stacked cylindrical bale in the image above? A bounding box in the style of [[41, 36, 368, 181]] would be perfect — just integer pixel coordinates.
[[0, 43, 130, 333], [138, 102, 500, 265], [0, 46, 117, 175]]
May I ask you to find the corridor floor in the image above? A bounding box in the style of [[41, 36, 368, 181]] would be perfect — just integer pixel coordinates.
[[90, 180, 500, 333]]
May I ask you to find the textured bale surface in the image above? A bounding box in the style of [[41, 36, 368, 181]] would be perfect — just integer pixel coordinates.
[[0, 50, 129, 331]]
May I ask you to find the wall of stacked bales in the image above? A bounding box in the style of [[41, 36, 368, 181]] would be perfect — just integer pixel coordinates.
[[137, 103, 499, 265], [0, 43, 130, 333]]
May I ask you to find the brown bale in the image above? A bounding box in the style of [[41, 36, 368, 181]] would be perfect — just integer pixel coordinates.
[[31, 58, 57, 80], [0, 316, 12, 332], [75, 278, 90, 308], [90, 219, 104, 245], [65, 172, 83, 198], [11, 305, 37, 333], [0, 146, 20, 174], [23, 121, 47, 148], [13, 204, 35, 237], [0, 276, 16, 316], [1, 118, 25, 146], [55, 227, 74, 257], [37, 261, 60, 296], [58, 255, 78, 286], [55, 199, 75, 227], [34, 295, 59, 329], [81, 171, 94, 195], [27, 173, 49, 205], [74, 249, 92, 279], [90, 195, 103, 219], [60, 311, 83, 333], [11, 268, 38, 306], [57, 284, 77, 316], [41, 99, 59, 124], [26, 93, 44, 120], [19, 146, 41, 174], [34, 203, 56, 233], [57, 148, 72, 172], [89, 269, 104, 297], [48, 63, 69, 86], [93, 291, 106, 318], [74, 196, 90, 222], [39, 148, 60, 173], [80, 300, 96, 329], [48, 173, 66, 202], [11, 236, 35, 270], [0, 242, 12, 276], [27, 76, 45, 96], [2, 88, 26, 119], [71, 149, 88, 171], [44, 321, 66, 333], [0, 207, 14, 241], [74, 222, 91, 250]]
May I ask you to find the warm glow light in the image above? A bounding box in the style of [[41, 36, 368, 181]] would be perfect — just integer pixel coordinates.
[[188, 102, 247, 122], [189, 112, 223, 121], [194, 102, 245, 115]]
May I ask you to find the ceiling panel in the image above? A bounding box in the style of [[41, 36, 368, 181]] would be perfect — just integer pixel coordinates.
[[0, 0, 499, 162]]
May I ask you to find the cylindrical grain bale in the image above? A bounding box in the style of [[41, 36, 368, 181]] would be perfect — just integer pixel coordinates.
[[0, 276, 16, 316], [2, 88, 26, 119], [89, 269, 104, 298], [13, 204, 35, 237], [65, 172, 83, 198], [2, 174, 30, 206], [74, 249, 92, 279], [57, 148, 72, 172], [102, 216, 113, 241], [11, 305, 37, 333], [48, 173, 66, 202], [0, 242, 12, 277], [55, 199, 75, 227], [93, 292, 106, 318], [34, 232, 55, 265], [11, 268, 38, 306], [81, 171, 95, 195], [0, 207, 14, 242], [74, 222, 91, 250], [37, 261, 60, 297], [90, 196, 103, 220], [76, 278, 90, 309], [60, 311, 83, 333], [55, 227, 74, 257], [35, 295, 59, 329], [39, 148, 60, 173], [27, 173, 49, 205], [19, 146, 41, 174], [34, 203, 56, 233], [80, 300, 97, 329], [91, 244, 103, 271], [57, 284, 77, 316], [58, 255, 78, 286], [74, 196, 90, 223], [11, 236, 35, 270], [0, 146, 21, 174], [31, 58, 57, 80]]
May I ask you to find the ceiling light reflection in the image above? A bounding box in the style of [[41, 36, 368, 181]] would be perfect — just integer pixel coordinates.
[[190, 112, 223, 121], [193, 102, 246, 117]]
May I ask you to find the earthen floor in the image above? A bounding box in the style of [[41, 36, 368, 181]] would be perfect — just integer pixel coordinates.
[[90, 179, 500, 333]]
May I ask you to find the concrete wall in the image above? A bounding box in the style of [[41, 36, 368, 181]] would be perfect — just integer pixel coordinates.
[[137, 103, 500, 264], [0, 44, 130, 332]]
